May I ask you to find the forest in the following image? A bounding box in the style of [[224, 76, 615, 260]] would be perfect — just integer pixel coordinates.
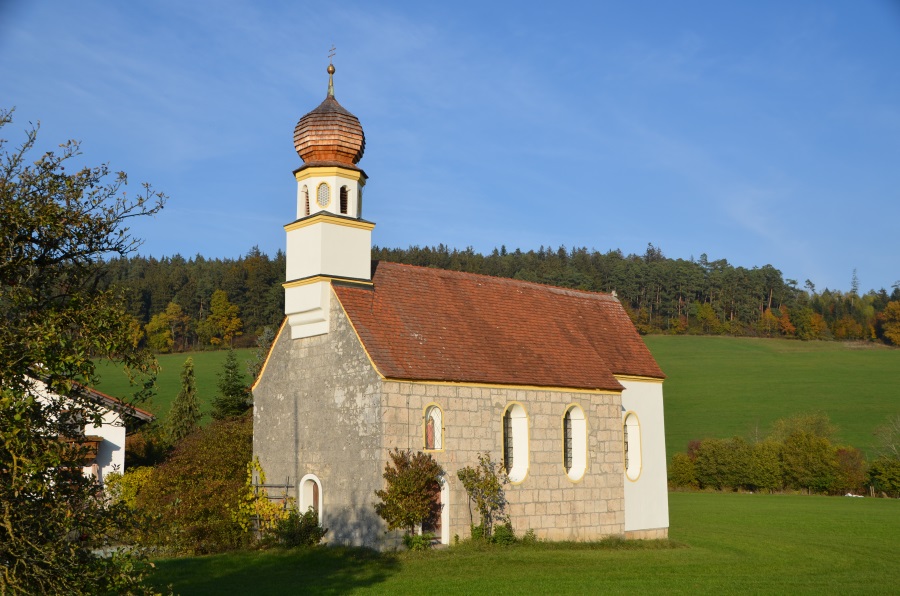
[[99, 243, 900, 352]]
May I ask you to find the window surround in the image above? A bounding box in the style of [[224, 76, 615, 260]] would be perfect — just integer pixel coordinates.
[[423, 403, 444, 452], [561, 404, 588, 483], [299, 473, 324, 520], [502, 402, 529, 484], [316, 182, 330, 208], [623, 411, 642, 482]]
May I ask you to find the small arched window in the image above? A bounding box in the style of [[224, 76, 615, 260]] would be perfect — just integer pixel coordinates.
[[624, 412, 642, 481], [357, 188, 363, 218], [302, 185, 310, 216], [424, 404, 443, 450], [563, 405, 587, 481], [316, 182, 330, 208], [339, 186, 349, 214], [300, 474, 323, 519], [502, 403, 528, 483]]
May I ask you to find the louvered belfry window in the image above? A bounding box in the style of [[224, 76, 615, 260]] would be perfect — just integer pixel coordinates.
[[503, 409, 514, 472], [339, 186, 348, 214], [564, 410, 573, 472]]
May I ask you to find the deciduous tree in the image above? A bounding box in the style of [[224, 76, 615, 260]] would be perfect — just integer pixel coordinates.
[[0, 109, 164, 594], [374, 449, 444, 537]]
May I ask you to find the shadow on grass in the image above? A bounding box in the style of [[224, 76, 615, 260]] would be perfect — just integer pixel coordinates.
[[149, 546, 399, 596]]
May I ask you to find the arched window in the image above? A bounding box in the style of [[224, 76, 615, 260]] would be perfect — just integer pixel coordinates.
[[424, 404, 443, 450], [357, 188, 363, 218], [624, 412, 642, 481], [563, 405, 587, 481], [302, 185, 310, 216], [316, 182, 330, 208], [300, 474, 323, 519], [502, 403, 528, 483], [339, 186, 348, 214]]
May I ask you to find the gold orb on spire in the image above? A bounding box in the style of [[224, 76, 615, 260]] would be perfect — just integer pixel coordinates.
[[293, 59, 365, 166]]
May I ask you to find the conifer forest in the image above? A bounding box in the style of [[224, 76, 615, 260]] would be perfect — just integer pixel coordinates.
[[99, 243, 900, 352]]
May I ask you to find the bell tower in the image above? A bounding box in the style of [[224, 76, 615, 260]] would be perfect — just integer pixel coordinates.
[[284, 62, 373, 339]]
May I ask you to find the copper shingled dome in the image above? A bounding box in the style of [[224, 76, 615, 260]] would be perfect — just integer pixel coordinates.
[[293, 65, 365, 165]]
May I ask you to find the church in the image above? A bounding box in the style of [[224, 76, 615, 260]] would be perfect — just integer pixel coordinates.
[[252, 63, 669, 548]]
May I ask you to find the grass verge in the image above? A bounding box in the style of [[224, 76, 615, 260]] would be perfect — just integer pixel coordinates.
[[149, 491, 900, 594]]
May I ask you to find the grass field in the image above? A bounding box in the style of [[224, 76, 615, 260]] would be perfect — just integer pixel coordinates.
[[93, 349, 255, 423], [93, 337, 900, 453], [644, 336, 900, 457], [149, 491, 900, 594]]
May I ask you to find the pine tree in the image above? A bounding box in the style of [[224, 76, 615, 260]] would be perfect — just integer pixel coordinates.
[[211, 348, 250, 420], [166, 357, 202, 443]]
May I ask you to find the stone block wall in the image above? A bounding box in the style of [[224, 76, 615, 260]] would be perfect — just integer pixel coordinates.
[[381, 382, 625, 542], [253, 295, 386, 547]]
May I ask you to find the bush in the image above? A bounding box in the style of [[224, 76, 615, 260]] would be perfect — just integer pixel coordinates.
[[457, 453, 508, 539], [135, 414, 253, 555], [492, 521, 516, 546], [521, 528, 538, 544], [668, 452, 697, 489], [273, 508, 327, 547], [374, 449, 444, 537], [868, 457, 900, 498], [402, 532, 435, 551], [105, 467, 154, 510], [470, 524, 485, 541]]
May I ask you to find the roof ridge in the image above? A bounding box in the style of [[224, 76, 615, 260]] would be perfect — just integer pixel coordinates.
[[373, 261, 619, 302]]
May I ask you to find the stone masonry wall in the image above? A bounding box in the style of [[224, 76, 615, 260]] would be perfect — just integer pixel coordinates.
[[382, 382, 625, 542], [253, 294, 385, 547]]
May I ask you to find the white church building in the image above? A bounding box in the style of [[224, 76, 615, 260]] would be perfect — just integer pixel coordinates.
[[252, 63, 669, 547]]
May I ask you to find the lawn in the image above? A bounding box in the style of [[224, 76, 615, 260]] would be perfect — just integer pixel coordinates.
[[149, 491, 900, 594], [93, 349, 255, 423], [644, 336, 900, 457]]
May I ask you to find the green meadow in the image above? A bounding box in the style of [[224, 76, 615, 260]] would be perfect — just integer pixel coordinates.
[[644, 336, 900, 457], [149, 491, 900, 594], [93, 349, 255, 423], [93, 337, 900, 454]]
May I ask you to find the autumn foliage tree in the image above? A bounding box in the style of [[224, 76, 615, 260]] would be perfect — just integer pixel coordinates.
[[0, 109, 164, 594], [374, 449, 444, 537]]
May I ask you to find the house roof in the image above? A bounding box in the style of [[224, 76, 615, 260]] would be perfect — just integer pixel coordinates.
[[333, 262, 665, 392], [83, 385, 155, 423]]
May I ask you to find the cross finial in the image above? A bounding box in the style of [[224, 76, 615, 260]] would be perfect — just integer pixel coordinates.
[[327, 45, 336, 97]]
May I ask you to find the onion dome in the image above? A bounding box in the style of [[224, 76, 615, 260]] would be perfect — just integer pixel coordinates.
[[293, 64, 365, 166]]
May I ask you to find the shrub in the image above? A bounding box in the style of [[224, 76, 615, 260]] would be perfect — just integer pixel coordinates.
[[402, 532, 435, 551], [470, 524, 485, 541], [833, 446, 867, 495], [868, 457, 900, 498], [693, 437, 750, 490], [105, 467, 154, 510], [746, 441, 783, 492], [521, 528, 538, 544], [668, 452, 697, 489], [374, 449, 444, 537], [273, 508, 328, 547], [781, 431, 837, 494], [457, 453, 508, 539], [492, 521, 516, 546], [135, 414, 253, 555]]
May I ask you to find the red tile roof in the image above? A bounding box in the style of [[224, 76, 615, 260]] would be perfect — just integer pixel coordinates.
[[333, 262, 665, 391]]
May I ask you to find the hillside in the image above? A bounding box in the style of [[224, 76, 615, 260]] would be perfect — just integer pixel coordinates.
[[93, 349, 255, 424], [646, 335, 900, 457]]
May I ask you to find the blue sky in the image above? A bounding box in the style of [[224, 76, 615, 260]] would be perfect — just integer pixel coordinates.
[[2, 1, 898, 292]]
